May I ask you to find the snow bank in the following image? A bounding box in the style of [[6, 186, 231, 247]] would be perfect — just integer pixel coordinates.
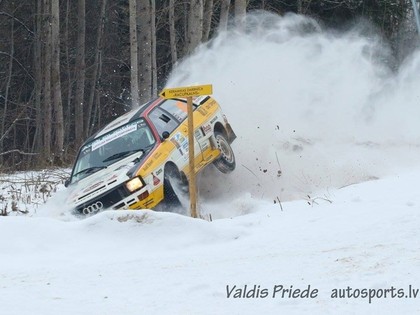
[[2, 169, 420, 314]]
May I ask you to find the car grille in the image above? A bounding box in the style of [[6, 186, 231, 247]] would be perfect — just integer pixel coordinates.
[[75, 184, 131, 214]]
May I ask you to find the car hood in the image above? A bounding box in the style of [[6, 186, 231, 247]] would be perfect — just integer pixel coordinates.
[[66, 153, 143, 206]]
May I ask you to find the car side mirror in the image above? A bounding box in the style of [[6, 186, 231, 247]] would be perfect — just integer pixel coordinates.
[[64, 178, 70, 187], [162, 131, 170, 140]]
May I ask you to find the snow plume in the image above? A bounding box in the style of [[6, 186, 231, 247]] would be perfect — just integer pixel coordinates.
[[167, 11, 420, 204]]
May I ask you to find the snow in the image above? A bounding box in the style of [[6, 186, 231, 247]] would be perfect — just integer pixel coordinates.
[[2, 12, 420, 314], [2, 170, 420, 314]]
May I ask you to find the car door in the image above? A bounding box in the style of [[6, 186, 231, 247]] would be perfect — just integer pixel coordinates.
[[148, 101, 203, 173]]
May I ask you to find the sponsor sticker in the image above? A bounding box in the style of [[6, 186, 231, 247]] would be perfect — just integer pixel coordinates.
[[201, 124, 212, 135], [210, 116, 218, 124], [92, 123, 137, 151], [152, 172, 161, 186], [197, 107, 208, 115], [204, 99, 216, 109], [82, 181, 104, 193], [172, 132, 189, 157], [195, 129, 203, 140]]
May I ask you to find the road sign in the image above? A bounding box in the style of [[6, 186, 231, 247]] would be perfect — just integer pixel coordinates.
[[159, 84, 213, 219], [159, 84, 213, 99]]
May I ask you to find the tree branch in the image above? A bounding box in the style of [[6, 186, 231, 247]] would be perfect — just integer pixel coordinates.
[[0, 150, 38, 157], [0, 12, 35, 36], [0, 51, 34, 80]]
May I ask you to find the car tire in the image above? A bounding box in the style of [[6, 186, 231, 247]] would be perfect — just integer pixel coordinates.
[[213, 131, 236, 174], [162, 164, 188, 211]]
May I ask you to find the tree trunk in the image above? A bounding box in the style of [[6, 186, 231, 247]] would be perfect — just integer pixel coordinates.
[[234, 0, 246, 29], [202, 0, 214, 42], [297, 0, 303, 14], [137, 0, 154, 103], [168, 0, 177, 66], [129, 0, 140, 108], [32, 0, 43, 159], [43, 0, 52, 161], [91, 52, 103, 133], [86, 0, 107, 134], [64, 0, 72, 146], [0, 16, 14, 166], [219, 0, 231, 31], [151, 0, 157, 97], [51, 0, 64, 163], [186, 0, 203, 54], [74, 0, 86, 148]]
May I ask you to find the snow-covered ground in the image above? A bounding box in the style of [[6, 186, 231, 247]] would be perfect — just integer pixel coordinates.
[[1, 168, 420, 314], [2, 12, 420, 314]]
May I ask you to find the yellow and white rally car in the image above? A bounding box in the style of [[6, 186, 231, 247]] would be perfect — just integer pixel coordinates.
[[65, 95, 236, 215]]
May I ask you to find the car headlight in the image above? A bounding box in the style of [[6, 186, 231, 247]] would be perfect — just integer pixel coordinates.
[[125, 177, 144, 192]]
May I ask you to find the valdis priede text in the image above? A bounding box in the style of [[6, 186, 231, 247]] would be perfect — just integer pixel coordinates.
[[226, 285, 318, 299]]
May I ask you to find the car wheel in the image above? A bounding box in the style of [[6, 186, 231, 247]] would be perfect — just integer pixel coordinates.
[[162, 164, 188, 211], [213, 131, 236, 174]]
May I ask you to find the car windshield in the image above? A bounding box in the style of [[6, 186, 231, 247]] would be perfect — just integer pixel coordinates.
[[71, 119, 155, 183]]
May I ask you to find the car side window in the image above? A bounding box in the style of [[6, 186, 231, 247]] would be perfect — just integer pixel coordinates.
[[159, 99, 188, 122], [148, 107, 179, 136]]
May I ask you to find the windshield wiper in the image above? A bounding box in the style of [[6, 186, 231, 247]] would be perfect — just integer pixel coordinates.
[[72, 166, 107, 178], [102, 149, 143, 163]]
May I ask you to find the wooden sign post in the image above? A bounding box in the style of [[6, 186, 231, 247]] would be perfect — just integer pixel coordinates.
[[159, 84, 213, 218]]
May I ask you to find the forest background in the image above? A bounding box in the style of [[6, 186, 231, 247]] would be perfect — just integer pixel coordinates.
[[0, 0, 417, 171]]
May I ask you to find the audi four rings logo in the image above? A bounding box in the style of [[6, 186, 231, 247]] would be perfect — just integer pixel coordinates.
[[82, 201, 104, 215]]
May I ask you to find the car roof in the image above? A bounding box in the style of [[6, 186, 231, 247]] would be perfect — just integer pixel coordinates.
[[82, 95, 212, 146], [83, 97, 160, 144]]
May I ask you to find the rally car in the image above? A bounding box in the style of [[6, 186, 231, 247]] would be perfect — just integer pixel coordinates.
[[65, 95, 236, 215]]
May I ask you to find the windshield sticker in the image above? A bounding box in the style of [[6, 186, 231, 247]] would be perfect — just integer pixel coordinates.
[[92, 123, 137, 151], [81, 145, 92, 156]]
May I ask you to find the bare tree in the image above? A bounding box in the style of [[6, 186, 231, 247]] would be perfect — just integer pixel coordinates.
[[234, 0, 246, 29], [168, 0, 177, 66], [74, 0, 86, 147], [297, 0, 311, 14], [219, 0, 231, 31], [298, 0, 303, 13], [42, 0, 52, 160], [129, 0, 139, 108], [30, 0, 45, 165], [151, 0, 157, 97], [51, 0, 64, 163], [86, 0, 107, 135], [186, 0, 203, 54], [63, 0, 72, 144], [137, 0, 156, 103], [202, 0, 214, 41], [0, 14, 14, 166]]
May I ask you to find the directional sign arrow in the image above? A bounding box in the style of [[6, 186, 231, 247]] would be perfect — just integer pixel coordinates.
[[159, 84, 213, 99]]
